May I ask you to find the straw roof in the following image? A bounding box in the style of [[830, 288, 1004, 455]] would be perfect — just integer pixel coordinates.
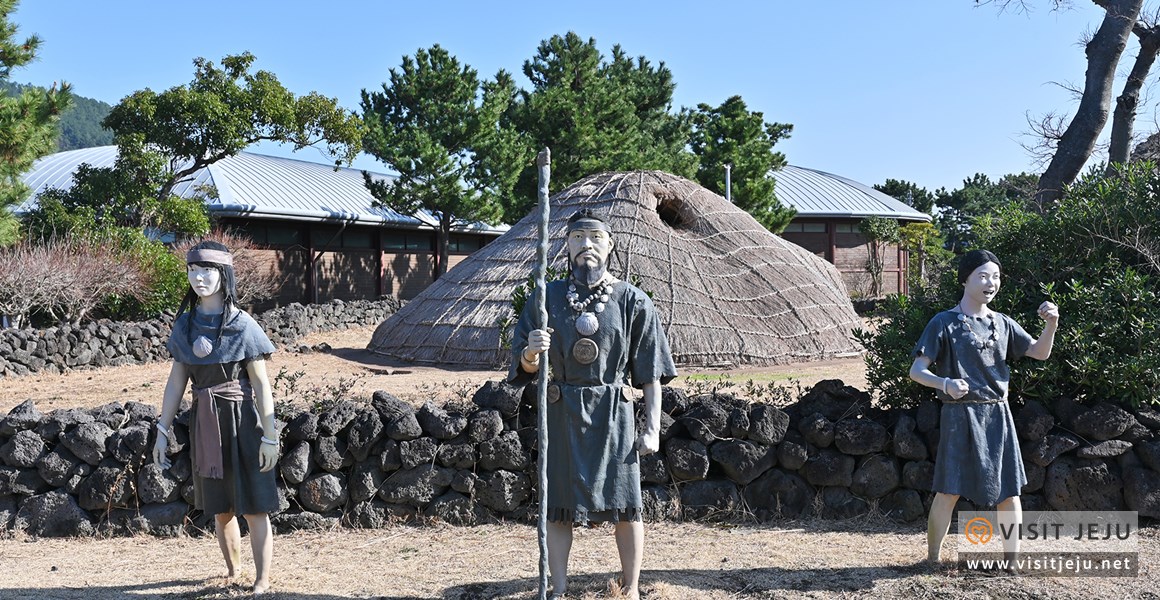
[[368, 171, 863, 368]]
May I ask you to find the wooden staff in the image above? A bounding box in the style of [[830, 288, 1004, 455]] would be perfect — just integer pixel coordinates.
[[534, 147, 551, 600]]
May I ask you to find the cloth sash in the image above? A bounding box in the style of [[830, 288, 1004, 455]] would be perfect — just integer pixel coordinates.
[[192, 379, 250, 479]]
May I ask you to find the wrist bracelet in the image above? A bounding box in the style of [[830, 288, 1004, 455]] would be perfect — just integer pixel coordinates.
[[942, 378, 949, 394], [156, 423, 170, 436], [522, 349, 539, 363], [261, 436, 279, 446]]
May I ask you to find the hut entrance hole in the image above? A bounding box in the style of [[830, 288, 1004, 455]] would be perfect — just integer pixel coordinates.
[[656, 193, 689, 230]]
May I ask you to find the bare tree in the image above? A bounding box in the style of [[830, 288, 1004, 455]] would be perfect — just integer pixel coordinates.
[[41, 237, 148, 325], [1035, 0, 1145, 205], [0, 236, 147, 327], [0, 242, 54, 328], [985, 1, 1160, 202], [1108, 7, 1160, 168]]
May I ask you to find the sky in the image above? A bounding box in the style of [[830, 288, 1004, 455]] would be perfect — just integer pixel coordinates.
[[8, 0, 1125, 194]]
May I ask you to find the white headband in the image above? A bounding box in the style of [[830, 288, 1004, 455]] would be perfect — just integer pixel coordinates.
[[186, 249, 233, 266]]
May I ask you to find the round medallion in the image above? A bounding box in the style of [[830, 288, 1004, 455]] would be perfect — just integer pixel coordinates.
[[547, 384, 561, 404], [575, 312, 599, 336], [192, 335, 214, 358], [572, 338, 599, 365]]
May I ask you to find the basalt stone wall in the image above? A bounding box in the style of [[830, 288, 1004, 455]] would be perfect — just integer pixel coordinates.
[[0, 298, 401, 378], [2, 379, 1159, 537]]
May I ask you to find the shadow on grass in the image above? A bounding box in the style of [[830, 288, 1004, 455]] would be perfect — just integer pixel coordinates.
[[439, 562, 932, 599], [0, 562, 937, 600], [0, 579, 433, 600]]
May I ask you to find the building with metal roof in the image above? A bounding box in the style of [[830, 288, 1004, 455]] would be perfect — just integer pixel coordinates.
[[774, 165, 931, 298], [19, 148, 928, 304], [19, 146, 506, 306]]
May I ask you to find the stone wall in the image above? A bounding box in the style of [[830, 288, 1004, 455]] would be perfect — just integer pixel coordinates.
[[0, 298, 401, 378], [2, 378, 1158, 537]]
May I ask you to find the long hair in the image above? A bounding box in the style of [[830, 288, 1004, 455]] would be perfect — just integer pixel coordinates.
[[176, 240, 239, 348]]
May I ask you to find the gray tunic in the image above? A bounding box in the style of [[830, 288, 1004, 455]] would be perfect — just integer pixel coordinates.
[[913, 309, 1035, 506], [510, 279, 677, 523], [168, 309, 279, 515]]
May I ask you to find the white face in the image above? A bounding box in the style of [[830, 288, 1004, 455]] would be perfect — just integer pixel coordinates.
[[187, 264, 223, 298], [963, 261, 1001, 305], [566, 228, 613, 269]]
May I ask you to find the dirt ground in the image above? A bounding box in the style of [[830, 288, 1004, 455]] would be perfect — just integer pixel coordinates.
[[1, 325, 1157, 599], [0, 325, 869, 414]]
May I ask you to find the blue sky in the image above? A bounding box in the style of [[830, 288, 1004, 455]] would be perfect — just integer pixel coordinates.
[[11, 1, 1119, 194]]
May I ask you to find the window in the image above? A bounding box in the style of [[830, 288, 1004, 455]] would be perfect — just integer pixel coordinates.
[[449, 235, 484, 253], [788, 222, 826, 233], [265, 224, 302, 245], [314, 226, 376, 249], [227, 221, 302, 247], [383, 232, 433, 251], [835, 224, 857, 233], [343, 229, 373, 249]]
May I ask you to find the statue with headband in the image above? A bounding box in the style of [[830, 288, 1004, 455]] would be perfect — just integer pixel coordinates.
[[510, 208, 678, 600], [152, 240, 280, 594]]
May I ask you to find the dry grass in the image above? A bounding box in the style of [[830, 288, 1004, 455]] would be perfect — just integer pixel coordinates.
[[0, 325, 868, 414], [1, 520, 1156, 599], [1, 325, 1156, 599]]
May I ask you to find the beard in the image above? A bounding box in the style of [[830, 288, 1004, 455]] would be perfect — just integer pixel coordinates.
[[571, 255, 607, 287]]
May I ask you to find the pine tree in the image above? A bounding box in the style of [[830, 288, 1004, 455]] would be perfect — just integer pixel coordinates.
[[689, 96, 795, 233], [0, 0, 71, 244], [360, 44, 504, 277]]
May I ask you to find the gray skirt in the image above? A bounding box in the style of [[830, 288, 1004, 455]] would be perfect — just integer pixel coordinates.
[[546, 383, 641, 524], [933, 401, 1027, 506], [189, 386, 279, 516]]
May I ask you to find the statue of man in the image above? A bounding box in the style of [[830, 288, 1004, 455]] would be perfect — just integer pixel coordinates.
[[510, 208, 678, 600]]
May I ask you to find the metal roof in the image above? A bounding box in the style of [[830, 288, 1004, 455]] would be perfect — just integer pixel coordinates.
[[17, 146, 507, 233], [774, 165, 931, 222]]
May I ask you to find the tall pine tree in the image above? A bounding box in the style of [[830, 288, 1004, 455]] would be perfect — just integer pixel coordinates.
[[360, 44, 504, 277], [489, 32, 696, 221], [0, 0, 71, 244], [689, 96, 795, 232]]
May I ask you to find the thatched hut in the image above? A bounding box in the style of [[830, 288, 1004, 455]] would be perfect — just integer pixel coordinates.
[[367, 171, 862, 368]]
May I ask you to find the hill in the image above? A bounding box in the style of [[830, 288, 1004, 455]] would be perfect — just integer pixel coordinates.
[[0, 80, 113, 151]]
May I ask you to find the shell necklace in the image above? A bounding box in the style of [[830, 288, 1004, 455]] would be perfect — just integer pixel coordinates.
[[956, 302, 997, 349], [566, 276, 613, 336]]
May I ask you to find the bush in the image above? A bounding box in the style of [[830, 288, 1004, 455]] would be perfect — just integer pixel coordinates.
[[99, 229, 186, 320], [0, 235, 149, 327], [860, 163, 1160, 408], [0, 242, 55, 327]]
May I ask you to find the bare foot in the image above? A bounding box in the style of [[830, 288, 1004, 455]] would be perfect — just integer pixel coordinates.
[[922, 558, 953, 574], [252, 579, 271, 595], [610, 577, 639, 600]]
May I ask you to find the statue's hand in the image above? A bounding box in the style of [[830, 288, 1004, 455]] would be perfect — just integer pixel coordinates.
[[258, 439, 279, 472], [525, 328, 552, 358], [946, 378, 970, 400], [152, 435, 171, 470], [1037, 301, 1060, 324], [637, 430, 660, 456]]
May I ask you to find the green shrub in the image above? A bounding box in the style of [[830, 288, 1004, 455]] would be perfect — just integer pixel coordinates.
[[98, 229, 186, 320], [861, 163, 1160, 408]]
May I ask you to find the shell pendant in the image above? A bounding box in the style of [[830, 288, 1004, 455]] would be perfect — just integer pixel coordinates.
[[575, 312, 600, 336], [192, 335, 215, 358]]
